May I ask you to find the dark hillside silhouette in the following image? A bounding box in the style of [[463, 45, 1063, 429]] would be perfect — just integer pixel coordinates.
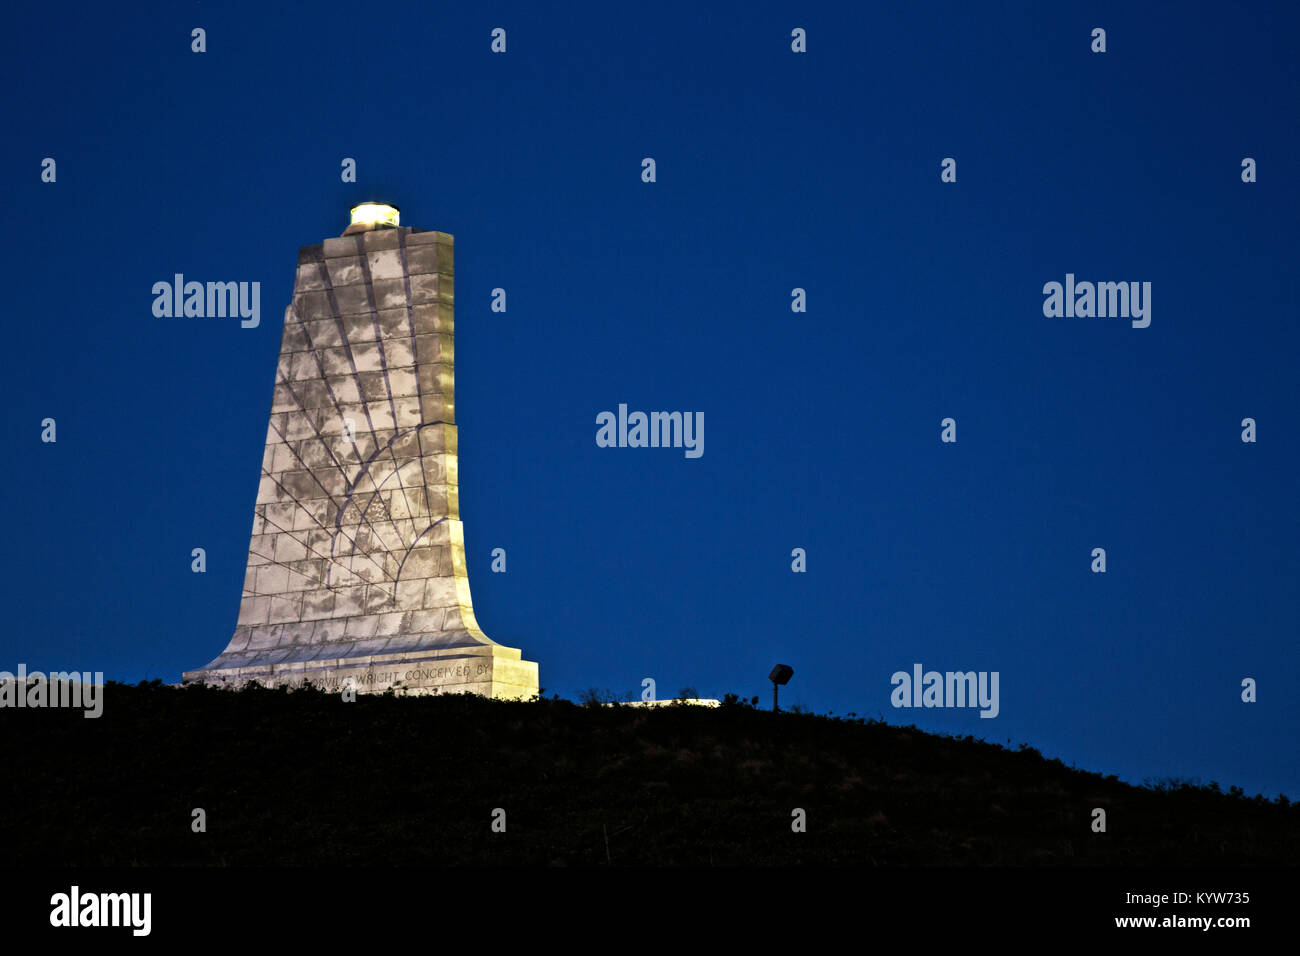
[[2, 681, 1294, 866]]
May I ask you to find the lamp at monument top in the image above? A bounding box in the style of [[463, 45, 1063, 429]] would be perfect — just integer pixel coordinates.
[[345, 201, 400, 233]]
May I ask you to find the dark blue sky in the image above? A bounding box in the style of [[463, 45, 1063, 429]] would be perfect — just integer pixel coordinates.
[[5, 2, 1297, 798]]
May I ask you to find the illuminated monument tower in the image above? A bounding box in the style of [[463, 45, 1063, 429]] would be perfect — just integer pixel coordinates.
[[184, 204, 539, 698]]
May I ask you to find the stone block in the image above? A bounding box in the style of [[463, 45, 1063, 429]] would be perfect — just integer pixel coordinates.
[[273, 534, 310, 563], [411, 303, 451, 335], [415, 357, 453, 393], [280, 622, 317, 645], [321, 374, 360, 406], [226, 626, 253, 652], [325, 256, 364, 288], [362, 229, 403, 252], [312, 619, 348, 643], [265, 413, 287, 445], [322, 236, 357, 258], [391, 431, 421, 460], [255, 565, 291, 595], [294, 290, 333, 321], [238, 595, 271, 626], [294, 264, 327, 293], [395, 579, 425, 608], [419, 453, 445, 485], [355, 370, 388, 403], [403, 242, 444, 277], [286, 350, 317, 382], [348, 343, 383, 373], [301, 590, 336, 621], [332, 283, 371, 316], [248, 625, 283, 650], [424, 576, 458, 609], [267, 594, 303, 624], [334, 586, 366, 617], [279, 319, 309, 352], [408, 274, 440, 305], [376, 307, 410, 340], [296, 379, 332, 410], [318, 347, 350, 376], [305, 318, 343, 348], [394, 399, 421, 429], [256, 475, 283, 504], [366, 584, 398, 614], [365, 402, 395, 431], [371, 278, 408, 311], [344, 615, 379, 639], [381, 339, 412, 371], [407, 609, 444, 632], [367, 248, 405, 282]]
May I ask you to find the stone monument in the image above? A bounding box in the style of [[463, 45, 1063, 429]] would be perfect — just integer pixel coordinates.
[[183, 203, 539, 699]]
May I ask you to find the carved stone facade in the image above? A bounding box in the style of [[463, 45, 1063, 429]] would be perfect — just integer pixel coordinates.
[[183, 215, 538, 698]]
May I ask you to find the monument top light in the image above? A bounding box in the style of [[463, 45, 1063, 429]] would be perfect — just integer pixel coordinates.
[[347, 201, 400, 231]]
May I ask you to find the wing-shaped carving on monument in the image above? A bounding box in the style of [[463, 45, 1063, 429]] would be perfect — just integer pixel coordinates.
[[184, 221, 537, 698]]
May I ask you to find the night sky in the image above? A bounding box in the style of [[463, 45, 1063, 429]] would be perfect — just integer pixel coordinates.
[[5, 2, 1297, 798]]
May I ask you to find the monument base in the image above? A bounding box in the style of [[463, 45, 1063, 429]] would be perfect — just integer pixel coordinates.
[[182, 643, 538, 700]]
